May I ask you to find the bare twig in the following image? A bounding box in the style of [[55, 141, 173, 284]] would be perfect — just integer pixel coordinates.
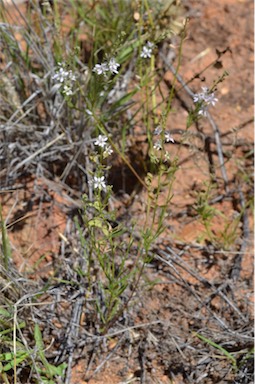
[[162, 246, 247, 321], [230, 187, 250, 280], [64, 295, 85, 384], [154, 248, 253, 342], [207, 111, 229, 191], [85, 336, 125, 382], [11, 133, 65, 175], [138, 338, 147, 384]]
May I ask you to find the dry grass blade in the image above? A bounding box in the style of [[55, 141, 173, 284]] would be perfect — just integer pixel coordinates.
[[11, 132, 65, 174]]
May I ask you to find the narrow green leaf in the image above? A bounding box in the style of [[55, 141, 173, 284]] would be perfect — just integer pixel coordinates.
[[193, 332, 236, 367], [0, 204, 11, 268], [2, 352, 28, 371]]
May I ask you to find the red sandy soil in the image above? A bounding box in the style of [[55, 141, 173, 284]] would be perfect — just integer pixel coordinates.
[[1, 0, 253, 383]]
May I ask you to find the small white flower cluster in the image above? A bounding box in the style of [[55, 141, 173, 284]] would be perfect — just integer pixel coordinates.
[[193, 86, 218, 116], [90, 175, 107, 191], [52, 63, 76, 83], [140, 41, 154, 59], [94, 134, 113, 157], [89, 135, 113, 191], [93, 58, 120, 76], [94, 134, 108, 148], [52, 63, 76, 96], [153, 126, 174, 151]]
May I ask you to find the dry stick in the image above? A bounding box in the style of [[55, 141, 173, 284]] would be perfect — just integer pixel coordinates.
[[7, 89, 42, 124], [154, 253, 232, 332], [84, 342, 99, 379], [160, 55, 229, 192], [154, 252, 253, 342], [207, 111, 229, 192], [138, 338, 147, 384], [81, 320, 163, 340], [64, 295, 85, 384], [60, 140, 84, 182], [5, 0, 51, 70], [163, 246, 247, 322], [5, 101, 41, 130], [85, 336, 125, 382], [11, 132, 65, 174], [230, 187, 250, 280], [221, 116, 254, 138]]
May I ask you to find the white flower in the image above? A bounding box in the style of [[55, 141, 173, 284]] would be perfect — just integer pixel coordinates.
[[103, 145, 113, 157], [165, 132, 174, 143], [141, 46, 152, 59], [200, 87, 218, 105], [94, 135, 108, 148], [205, 94, 218, 107], [52, 66, 68, 83], [52, 63, 76, 83], [193, 86, 218, 116], [52, 69, 66, 83], [93, 62, 109, 76], [90, 176, 107, 191], [93, 58, 120, 76], [108, 58, 120, 75], [140, 41, 154, 59], [198, 105, 208, 116], [52, 63, 76, 96], [153, 140, 162, 151], [154, 126, 162, 135], [62, 84, 73, 96], [154, 127, 174, 143]]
